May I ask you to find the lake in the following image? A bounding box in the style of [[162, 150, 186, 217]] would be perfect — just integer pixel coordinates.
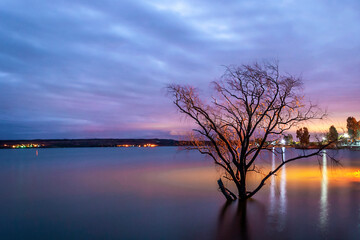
[[0, 147, 359, 239]]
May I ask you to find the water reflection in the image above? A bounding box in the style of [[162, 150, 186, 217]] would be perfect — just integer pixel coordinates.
[[358, 208, 360, 230], [216, 201, 249, 240], [267, 147, 287, 231], [3, 148, 360, 239], [319, 150, 328, 231], [279, 147, 287, 231], [269, 147, 276, 218]]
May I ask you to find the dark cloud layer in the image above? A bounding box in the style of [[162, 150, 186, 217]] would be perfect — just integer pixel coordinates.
[[0, 0, 359, 139]]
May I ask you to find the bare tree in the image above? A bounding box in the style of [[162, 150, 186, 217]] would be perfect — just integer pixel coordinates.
[[168, 61, 332, 201]]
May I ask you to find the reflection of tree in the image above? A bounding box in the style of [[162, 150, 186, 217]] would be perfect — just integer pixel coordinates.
[[216, 201, 249, 240]]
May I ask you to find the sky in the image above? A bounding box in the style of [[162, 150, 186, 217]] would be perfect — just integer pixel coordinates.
[[0, 0, 359, 139]]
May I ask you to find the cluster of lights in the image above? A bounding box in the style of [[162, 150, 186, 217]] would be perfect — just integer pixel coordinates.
[[117, 144, 157, 148], [353, 170, 360, 178], [143, 144, 157, 147], [11, 144, 41, 149], [117, 144, 135, 147]]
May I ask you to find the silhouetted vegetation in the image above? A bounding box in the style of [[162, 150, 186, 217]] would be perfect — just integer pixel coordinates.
[[296, 127, 310, 147], [347, 117, 360, 139], [327, 125, 339, 142], [168, 61, 329, 201]]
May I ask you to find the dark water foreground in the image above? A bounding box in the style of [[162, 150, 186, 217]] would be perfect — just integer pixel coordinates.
[[0, 147, 360, 239]]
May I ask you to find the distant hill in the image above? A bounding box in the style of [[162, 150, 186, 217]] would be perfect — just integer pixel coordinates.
[[0, 139, 189, 149]]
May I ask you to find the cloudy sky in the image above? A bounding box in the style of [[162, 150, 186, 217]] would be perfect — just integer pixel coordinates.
[[0, 0, 359, 139]]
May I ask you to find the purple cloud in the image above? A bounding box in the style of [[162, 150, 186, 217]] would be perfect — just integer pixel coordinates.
[[0, 0, 359, 139]]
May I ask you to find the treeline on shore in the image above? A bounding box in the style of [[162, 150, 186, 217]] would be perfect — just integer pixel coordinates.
[[0, 139, 189, 149], [284, 116, 360, 149]]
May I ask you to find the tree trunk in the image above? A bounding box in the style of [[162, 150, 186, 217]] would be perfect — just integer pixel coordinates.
[[238, 184, 247, 200], [237, 169, 247, 200], [217, 178, 236, 201]]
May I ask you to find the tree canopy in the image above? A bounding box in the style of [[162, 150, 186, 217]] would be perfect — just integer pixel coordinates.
[[327, 125, 338, 142], [296, 127, 310, 146], [347, 117, 360, 139]]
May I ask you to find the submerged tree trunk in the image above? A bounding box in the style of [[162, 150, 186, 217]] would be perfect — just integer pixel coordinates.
[[237, 167, 247, 200], [217, 178, 237, 201], [238, 181, 247, 200]]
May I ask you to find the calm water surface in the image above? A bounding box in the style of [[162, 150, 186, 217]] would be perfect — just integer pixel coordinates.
[[0, 147, 360, 239]]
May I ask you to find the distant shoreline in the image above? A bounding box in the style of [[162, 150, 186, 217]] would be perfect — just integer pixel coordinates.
[[1, 138, 359, 150], [0, 138, 187, 149]]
